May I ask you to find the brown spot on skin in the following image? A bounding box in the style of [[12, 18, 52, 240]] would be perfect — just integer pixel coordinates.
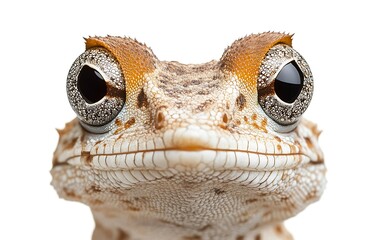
[[311, 158, 325, 165], [280, 196, 290, 202], [90, 199, 104, 205], [197, 90, 210, 95], [236, 93, 247, 111], [63, 188, 79, 199], [275, 224, 284, 235], [106, 81, 126, 100], [252, 113, 257, 121], [255, 234, 261, 240], [116, 228, 130, 240], [122, 199, 133, 205], [159, 219, 183, 227], [114, 128, 123, 135], [304, 189, 318, 202], [52, 156, 59, 167], [274, 136, 281, 142], [245, 198, 259, 204], [191, 79, 202, 85], [261, 118, 268, 133], [262, 210, 272, 218], [87, 185, 102, 193], [243, 116, 248, 123], [252, 118, 267, 133], [305, 137, 313, 149], [214, 188, 226, 195], [124, 117, 136, 129], [114, 118, 135, 135], [281, 173, 289, 181], [137, 88, 148, 109], [134, 196, 148, 202], [219, 123, 228, 130], [277, 144, 282, 152], [183, 235, 201, 240], [257, 84, 275, 99], [155, 111, 165, 130], [62, 137, 78, 150], [235, 119, 241, 125], [127, 206, 141, 211], [196, 99, 213, 111], [236, 236, 244, 240], [115, 118, 122, 127], [81, 151, 92, 165]]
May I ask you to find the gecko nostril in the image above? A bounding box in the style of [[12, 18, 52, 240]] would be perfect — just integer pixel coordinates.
[[155, 111, 165, 130], [222, 113, 229, 124], [219, 113, 230, 130]]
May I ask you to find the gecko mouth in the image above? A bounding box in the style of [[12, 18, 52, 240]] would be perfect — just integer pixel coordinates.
[[54, 124, 324, 171], [52, 148, 324, 190], [59, 147, 319, 172]]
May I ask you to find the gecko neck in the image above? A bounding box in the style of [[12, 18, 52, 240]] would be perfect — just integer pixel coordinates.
[[91, 208, 293, 240], [84, 176, 299, 240]]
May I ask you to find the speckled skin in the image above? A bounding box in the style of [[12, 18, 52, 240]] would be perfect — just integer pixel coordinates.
[[51, 32, 326, 240]]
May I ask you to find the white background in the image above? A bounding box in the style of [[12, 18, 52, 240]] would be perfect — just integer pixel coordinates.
[[1, 0, 381, 239]]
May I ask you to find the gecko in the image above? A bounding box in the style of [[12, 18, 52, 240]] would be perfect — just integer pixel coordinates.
[[51, 32, 326, 240]]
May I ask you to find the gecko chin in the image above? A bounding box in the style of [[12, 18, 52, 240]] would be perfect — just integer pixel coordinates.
[[53, 154, 326, 239]]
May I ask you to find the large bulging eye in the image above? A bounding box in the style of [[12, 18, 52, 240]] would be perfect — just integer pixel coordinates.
[[66, 48, 126, 128], [258, 44, 313, 125]]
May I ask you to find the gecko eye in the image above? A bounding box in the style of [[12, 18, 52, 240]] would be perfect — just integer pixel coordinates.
[[66, 48, 126, 128], [77, 65, 107, 104], [258, 44, 313, 125], [274, 61, 304, 104]]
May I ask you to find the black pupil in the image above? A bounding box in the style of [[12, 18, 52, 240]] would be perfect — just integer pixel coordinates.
[[274, 61, 304, 104], [77, 65, 107, 104]]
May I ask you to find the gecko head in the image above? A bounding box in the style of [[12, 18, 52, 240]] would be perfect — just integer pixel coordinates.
[[51, 33, 326, 231]]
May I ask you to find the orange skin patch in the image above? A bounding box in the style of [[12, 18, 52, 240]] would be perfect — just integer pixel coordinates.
[[86, 37, 156, 98], [220, 32, 292, 92]]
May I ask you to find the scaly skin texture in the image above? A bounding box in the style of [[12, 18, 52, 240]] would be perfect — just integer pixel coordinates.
[[51, 32, 326, 240]]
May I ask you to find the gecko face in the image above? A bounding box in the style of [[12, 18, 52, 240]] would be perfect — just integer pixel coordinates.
[[52, 33, 325, 236]]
